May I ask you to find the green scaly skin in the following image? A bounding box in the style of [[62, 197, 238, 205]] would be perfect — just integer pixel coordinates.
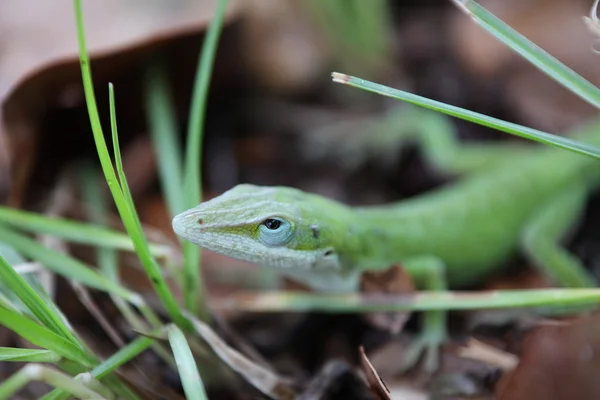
[[173, 111, 600, 372]]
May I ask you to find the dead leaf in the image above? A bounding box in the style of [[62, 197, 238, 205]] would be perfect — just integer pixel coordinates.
[[360, 264, 416, 333], [359, 346, 392, 400], [0, 0, 243, 207], [495, 311, 600, 400], [241, 0, 326, 93]]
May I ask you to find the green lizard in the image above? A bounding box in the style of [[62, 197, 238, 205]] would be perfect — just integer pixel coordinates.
[[172, 108, 600, 372]]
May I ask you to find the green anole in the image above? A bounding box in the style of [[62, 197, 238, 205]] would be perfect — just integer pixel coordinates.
[[172, 108, 600, 372]]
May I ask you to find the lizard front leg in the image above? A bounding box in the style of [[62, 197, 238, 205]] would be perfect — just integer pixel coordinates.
[[398, 255, 448, 373]]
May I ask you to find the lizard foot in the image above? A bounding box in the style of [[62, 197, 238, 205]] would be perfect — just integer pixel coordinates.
[[399, 329, 446, 374]]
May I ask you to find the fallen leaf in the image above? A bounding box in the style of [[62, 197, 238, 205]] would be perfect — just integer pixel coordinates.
[[359, 346, 391, 400], [496, 311, 600, 400], [360, 264, 416, 333], [0, 0, 242, 206]]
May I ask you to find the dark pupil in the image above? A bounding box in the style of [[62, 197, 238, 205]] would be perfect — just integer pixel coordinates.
[[264, 219, 281, 230]]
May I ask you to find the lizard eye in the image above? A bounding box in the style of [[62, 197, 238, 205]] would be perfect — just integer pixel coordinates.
[[262, 219, 281, 230], [259, 217, 293, 246]]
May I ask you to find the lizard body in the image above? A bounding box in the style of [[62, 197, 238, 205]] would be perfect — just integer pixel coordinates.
[[173, 110, 600, 370]]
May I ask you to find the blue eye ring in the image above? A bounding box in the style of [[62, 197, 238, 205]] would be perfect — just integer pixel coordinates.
[[259, 217, 293, 246]]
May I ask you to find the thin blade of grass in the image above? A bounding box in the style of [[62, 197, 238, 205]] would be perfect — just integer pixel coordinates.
[[211, 288, 600, 313], [91, 335, 154, 380], [0, 246, 54, 316], [145, 62, 185, 217], [109, 83, 145, 239], [0, 206, 170, 257], [0, 307, 95, 367], [0, 254, 79, 344], [0, 365, 106, 400], [167, 325, 209, 400], [44, 336, 154, 400], [79, 163, 119, 282], [332, 72, 600, 159], [44, 338, 155, 400], [73, 0, 190, 329], [452, 0, 600, 110], [182, 0, 228, 316], [0, 224, 137, 302], [0, 295, 21, 315], [0, 348, 61, 363], [107, 84, 180, 339]]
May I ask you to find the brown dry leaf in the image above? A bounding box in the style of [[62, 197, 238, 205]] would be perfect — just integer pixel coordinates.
[[241, 0, 326, 93], [0, 0, 242, 206], [449, 0, 598, 132], [495, 311, 600, 400], [359, 264, 416, 333], [359, 346, 392, 400]]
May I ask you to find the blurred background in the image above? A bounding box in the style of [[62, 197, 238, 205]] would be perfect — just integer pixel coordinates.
[[2, 0, 599, 210]]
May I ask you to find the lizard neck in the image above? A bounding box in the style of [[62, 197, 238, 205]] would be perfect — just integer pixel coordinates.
[[342, 206, 423, 271]]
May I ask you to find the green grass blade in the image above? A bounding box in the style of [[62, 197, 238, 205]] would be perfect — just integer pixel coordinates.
[[79, 163, 120, 282], [79, 164, 177, 368], [167, 325, 209, 400], [453, 0, 600, 110], [0, 254, 79, 344], [0, 243, 50, 315], [0, 365, 106, 400], [182, 0, 228, 317], [0, 307, 95, 367], [43, 336, 154, 400], [109, 83, 144, 239], [183, 0, 229, 207], [332, 72, 600, 159], [44, 341, 152, 400], [145, 62, 185, 217], [91, 335, 154, 380], [73, 0, 190, 329], [213, 288, 600, 313], [0, 224, 137, 302], [0, 206, 169, 257], [0, 348, 61, 363]]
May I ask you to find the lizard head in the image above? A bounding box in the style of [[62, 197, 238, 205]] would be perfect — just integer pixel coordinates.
[[172, 184, 354, 272]]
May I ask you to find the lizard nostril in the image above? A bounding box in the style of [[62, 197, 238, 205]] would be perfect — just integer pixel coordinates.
[[197, 218, 203, 225]]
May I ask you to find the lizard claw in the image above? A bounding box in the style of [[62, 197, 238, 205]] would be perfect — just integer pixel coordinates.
[[399, 329, 446, 374]]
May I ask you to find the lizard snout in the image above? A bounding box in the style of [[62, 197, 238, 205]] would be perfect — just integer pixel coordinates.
[[172, 208, 204, 240]]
